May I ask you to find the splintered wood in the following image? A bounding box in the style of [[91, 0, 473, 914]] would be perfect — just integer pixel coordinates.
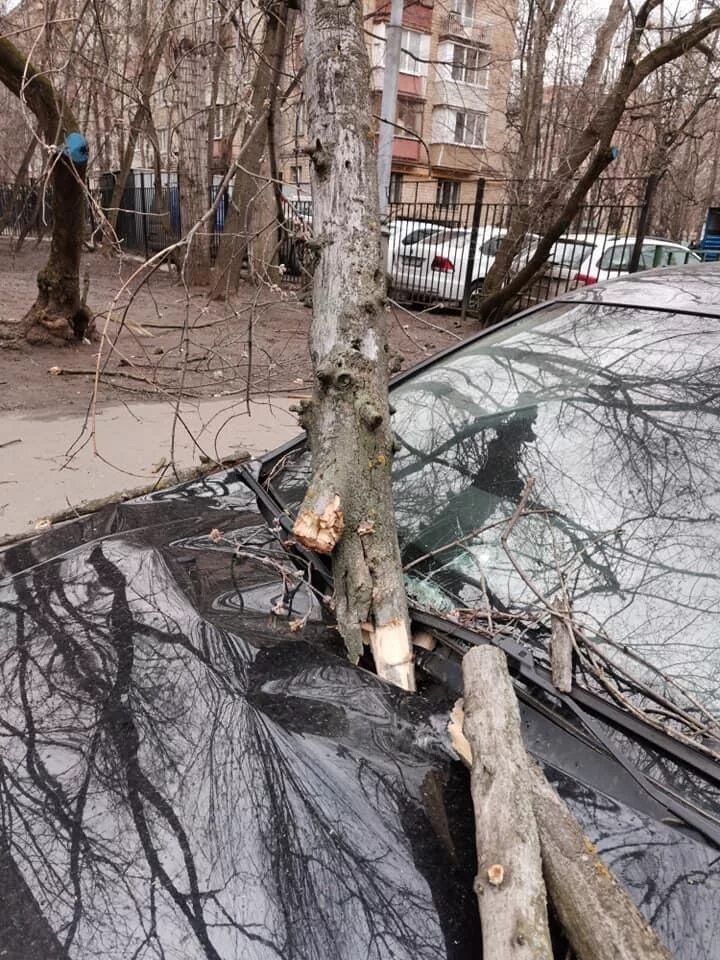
[[293, 494, 344, 554]]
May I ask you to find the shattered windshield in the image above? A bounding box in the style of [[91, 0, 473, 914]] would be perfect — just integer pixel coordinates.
[[391, 301, 720, 716]]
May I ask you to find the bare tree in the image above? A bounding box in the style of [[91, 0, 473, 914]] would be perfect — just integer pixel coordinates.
[[290, 0, 414, 691], [482, 0, 720, 319], [0, 36, 90, 345]]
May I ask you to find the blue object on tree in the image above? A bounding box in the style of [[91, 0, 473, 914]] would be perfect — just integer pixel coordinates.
[[609, 146, 620, 161], [64, 132, 89, 165]]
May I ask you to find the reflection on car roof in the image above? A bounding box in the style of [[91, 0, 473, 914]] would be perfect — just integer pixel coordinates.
[[559, 263, 720, 317]]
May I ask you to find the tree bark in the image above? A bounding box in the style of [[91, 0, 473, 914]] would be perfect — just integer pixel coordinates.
[[171, 8, 213, 286], [291, 0, 414, 691], [529, 766, 673, 960], [462, 647, 553, 960], [210, 2, 290, 300], [0, 37, 90, 345], [457, 647, 674, 960]]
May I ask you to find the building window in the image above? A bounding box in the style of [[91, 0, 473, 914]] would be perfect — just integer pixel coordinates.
[[289, 165, 303, 185], [451, 43, 489, 86], [389, 172, 404, 203], [396, 97, 424, 138], [158, 128, 169, 154], [399, 29, 423, 75], [436, 180, 460, 206], [212, 104, 227, 140], [453, 0, 476, 26], [454, 110, 487, 146]]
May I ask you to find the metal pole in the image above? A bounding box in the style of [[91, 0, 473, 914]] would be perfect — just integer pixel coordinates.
[[461, 178, 486, 321], [139, 170, 149, 259], [377, 0, 403, 219]]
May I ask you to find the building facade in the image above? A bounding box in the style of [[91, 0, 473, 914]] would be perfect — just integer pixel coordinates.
[[279, 0, 516, 206]]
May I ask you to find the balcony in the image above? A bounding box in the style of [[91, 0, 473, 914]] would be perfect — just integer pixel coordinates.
[[392, 138, 422, 163], [439, 14, 491, 46], [370, 67, 427, 99]]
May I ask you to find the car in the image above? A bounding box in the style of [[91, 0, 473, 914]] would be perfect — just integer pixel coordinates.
[[390, 225, 539, 307], [386, 217, 450, 272], [1, 265, 719, 958], [390, 224, 504, 306], [520, 232, 700, 300]]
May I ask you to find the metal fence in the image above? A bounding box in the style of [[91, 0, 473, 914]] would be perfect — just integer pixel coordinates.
[[0, 182, 53, 241], [386, 196, 653, 314], [1, 175, 710, 315]]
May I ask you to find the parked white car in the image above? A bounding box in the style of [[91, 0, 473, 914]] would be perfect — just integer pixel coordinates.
[[526, 233, 700, 288], [390, 225, 517, 306], [386, 219, 448, 272]]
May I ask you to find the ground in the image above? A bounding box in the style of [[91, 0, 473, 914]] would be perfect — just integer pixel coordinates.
[[0, 240, 469, 539], [0, 239, 469, 415]]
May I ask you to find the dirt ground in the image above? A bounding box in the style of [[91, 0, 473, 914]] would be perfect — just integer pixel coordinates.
[[0, 239, 471, 415]]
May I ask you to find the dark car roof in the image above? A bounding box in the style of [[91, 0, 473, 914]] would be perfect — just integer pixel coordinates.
[[558, 262, 720, 317]]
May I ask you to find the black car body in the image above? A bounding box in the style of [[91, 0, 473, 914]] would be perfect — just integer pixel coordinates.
[[1, 265, 719, 958]]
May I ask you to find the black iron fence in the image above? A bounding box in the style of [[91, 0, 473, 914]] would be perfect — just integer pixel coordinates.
[[0, 182, 53, 241], [1, 175, 707, 315]]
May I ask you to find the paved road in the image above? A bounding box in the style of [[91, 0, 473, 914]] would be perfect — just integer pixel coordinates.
[[0, 397, 299, 539]]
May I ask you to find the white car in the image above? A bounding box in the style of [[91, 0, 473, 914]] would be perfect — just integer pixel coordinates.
[[390, 225, 514, 306], [528, 233, 700, 289], [386, 219, 447, 272]]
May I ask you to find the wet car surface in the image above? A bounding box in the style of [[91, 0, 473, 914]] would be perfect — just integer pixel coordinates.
[[2, 265, 720, 957]]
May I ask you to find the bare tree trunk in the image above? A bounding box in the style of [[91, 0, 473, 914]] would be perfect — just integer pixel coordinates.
[[457, 647, 673, 960], [480, 2, 720, 319], [291, 0, 414, 691], [171, 9, 213, 286], [529, 766, 673, 960], [210, 2, 290, 300], [462, 647, 553, 960], [0, 37, 90, 345]]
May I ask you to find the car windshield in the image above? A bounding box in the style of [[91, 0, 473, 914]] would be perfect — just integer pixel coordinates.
[[389, 301, 720, 714], [273, 300, 720, 717]]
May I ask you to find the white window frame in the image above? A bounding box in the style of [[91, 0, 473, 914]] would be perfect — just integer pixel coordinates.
[[453, 110, 487, 147], [451, 43, 489, 88], [399, 29, 423, 75]]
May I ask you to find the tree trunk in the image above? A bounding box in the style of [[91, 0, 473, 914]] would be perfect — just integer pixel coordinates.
[[529, 766, 673, 960], [210, 2, 289, 300], [479, 3, 720, 321], [0, 37, 90, 345], [457, 647, 674, 960], [462, 647, 553, 960], [291, 0, 414, 691], [171, 13, 213, 286]]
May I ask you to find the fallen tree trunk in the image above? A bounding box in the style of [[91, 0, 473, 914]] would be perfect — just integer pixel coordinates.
[[457, 645, 673, 960], [529, 764, 673, 960], [290, 0, 414, 691], [462, 646, 553, 959]]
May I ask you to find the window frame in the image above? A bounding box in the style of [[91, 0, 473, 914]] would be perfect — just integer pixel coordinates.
[[450, 43, 489, 87], [436, 179, 460, 206], [399, 29, 424, 75], [453, 109, 487, 147]]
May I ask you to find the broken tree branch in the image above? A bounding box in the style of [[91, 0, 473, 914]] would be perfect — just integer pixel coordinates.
[[462, 645, 553, 959], [456, 646, 674, 960]]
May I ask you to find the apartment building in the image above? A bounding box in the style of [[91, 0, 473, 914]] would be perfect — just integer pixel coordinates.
[[280, 0, 516, 206]]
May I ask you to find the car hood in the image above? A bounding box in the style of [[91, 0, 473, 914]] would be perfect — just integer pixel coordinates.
[[0, 469, 717, 958]]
